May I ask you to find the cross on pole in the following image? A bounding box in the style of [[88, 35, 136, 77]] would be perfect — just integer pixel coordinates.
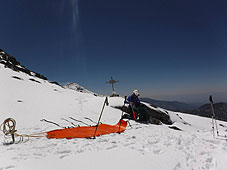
[[106, 76, 119, 96]]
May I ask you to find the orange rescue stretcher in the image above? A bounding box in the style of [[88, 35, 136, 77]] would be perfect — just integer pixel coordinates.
[[46, 119, 127, 139]]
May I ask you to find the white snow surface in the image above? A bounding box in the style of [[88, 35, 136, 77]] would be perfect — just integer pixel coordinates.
[[63, 82, 97, 95], [0, 63, 227, 170]]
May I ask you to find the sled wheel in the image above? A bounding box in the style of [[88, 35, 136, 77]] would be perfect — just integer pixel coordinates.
[[3, 118, 16, 135]]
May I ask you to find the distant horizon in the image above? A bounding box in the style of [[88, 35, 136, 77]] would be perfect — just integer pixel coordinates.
[[2, 47, 227, 105], [1, 47, 226, 105], [59, 79, 226, 104], [1, 0, 227, 104]]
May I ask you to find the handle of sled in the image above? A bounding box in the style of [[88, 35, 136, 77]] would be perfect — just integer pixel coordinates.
[[209, 95, 213, 104], [93, 97, 108, 138], [129, 102, 137, 120], [118, 96, 127, 133]]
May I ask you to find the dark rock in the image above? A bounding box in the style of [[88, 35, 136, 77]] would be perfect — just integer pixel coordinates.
[[110, 93, 120, 97], [169, 126, 182, 131], [50, 81, 61, 86], [116, 103, 172, 125], [35, 73, 48, 80], [146, 117, 162, 125], [0, 49, 48, 81], [12, 76, 23, 80], [29, 78, 41, 83]]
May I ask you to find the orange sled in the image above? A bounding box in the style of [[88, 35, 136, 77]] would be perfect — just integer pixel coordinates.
[[46, 120, 127, 139]]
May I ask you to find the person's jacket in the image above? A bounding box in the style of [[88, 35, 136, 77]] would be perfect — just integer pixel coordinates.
[[126, 94, 140, 107]]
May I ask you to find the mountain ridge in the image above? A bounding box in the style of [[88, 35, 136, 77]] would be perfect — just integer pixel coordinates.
[[140, 97, 198, 112], [0, 49, 48, 80], [141, 97, 227, 122], [191, 102, 227, 121], [0, 49, 95, 95]]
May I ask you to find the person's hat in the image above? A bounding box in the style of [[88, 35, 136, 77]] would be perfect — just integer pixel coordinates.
[[133, 89, 140, 96]]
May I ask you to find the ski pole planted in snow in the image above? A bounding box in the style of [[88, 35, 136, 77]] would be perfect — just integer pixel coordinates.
[[209, 95, 219, 137], [118, 96, 127, 133], [93, 97, 109, 139]]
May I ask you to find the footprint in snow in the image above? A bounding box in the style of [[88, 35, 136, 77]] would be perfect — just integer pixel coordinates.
[[106, 145, 117, 150], [205, 157, 215, 169], [59, 155, 68, 159], [33, 152, 43, 157], [6, 147, 15, 151], [200, 151, 210, 156], [56, 150, 72, 154], [206, 157, 213, 163], [153, 149, 164, 154], [0, 166, 15, 170], [173, 163, 181, 170]]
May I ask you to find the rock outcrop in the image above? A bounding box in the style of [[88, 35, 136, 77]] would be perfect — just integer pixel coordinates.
[[0, 49, 47, 80], [115, 103, 173, 125]]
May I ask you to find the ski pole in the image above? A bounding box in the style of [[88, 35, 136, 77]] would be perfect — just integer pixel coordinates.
[[118, 96, 127, 133], [210, 96, 215, 137], [210, 95, 215, 137], [93, 97, 109, 138], [209, 95, 219, 136]]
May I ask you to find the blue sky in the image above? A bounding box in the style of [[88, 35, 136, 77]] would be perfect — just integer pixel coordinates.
[[1, 0, 227, 103]]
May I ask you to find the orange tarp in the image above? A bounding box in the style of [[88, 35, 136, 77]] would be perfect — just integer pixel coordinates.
[[46, 120, 127, 139]]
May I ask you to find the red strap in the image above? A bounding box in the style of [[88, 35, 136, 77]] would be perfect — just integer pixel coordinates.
[[133, 112, 136, 120]]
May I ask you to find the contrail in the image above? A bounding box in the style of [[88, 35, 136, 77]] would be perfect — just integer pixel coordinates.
[[71, 0, 80, 32], [70, 0, 87, 74]]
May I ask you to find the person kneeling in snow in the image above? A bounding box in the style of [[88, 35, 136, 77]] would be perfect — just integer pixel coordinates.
[[123, 89, 148, 121], [120, 90, 163, 124], [126, 89, 141, 119]]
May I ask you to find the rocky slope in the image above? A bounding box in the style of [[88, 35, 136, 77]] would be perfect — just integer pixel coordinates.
[[0, 49, 95, 95], [0, 49, 47, 80]]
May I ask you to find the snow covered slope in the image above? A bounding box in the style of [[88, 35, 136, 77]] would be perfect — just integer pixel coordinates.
[[0, 62, 227, 170], [63, 82, 98, 96]]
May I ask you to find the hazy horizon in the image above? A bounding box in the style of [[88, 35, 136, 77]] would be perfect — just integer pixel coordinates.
[[1, 0, 227, 104]]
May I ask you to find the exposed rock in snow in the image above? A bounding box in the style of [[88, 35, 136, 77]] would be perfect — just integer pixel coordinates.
[[0, 49, 48, 80], [115, 103, 172, 125]]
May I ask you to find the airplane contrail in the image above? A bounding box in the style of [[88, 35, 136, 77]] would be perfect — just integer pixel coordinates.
[[71, 0, 80, 32]]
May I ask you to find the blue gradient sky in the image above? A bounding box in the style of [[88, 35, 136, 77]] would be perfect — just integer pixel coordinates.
[[1, 0, 227, 103]]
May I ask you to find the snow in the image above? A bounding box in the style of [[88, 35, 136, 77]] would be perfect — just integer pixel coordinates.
[[63, 82, 96, 95], [0, 63, 227, 170], [15, 65, 24, 69]]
